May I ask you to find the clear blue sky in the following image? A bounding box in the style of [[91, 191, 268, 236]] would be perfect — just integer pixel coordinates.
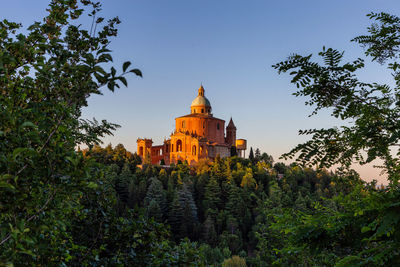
[[2, 0, 400, 184]]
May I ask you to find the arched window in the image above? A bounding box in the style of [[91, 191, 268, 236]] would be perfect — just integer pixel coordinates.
[[182, 120, 186, 128], [217, 123, 220, 130], [171, 144, 174, 152], [176, 139, 182, 152], [139, 147, 144, 156], [201, 109, 204, 113], [192, 145, 197, 155]]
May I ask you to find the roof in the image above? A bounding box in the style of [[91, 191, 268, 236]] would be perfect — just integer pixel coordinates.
[[227, 118, 236, 129], [191, 95, 211, 107]]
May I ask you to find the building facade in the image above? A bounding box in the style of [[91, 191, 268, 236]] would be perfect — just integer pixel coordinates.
[[137, 85, 246, 165]]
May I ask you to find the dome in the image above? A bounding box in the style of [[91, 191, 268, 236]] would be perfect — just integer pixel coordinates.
[[191, 95, 211, 107], [190, 85, 212, 115]]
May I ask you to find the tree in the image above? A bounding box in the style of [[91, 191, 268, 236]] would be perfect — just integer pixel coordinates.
[[178, 185, 199, 239], [168, 191, 183, 236], [240, 167, 257, 189], [254, 148, 261, 160], [203, 176, 222, 216], [272, 12, 400, 266], [273, 13, 400, 184], [0, 1, 209, 265], [260, 152, 274, 165], [144, 177, 167, 219], [248, 147, 254, 161], [222, 255, 247, 267]]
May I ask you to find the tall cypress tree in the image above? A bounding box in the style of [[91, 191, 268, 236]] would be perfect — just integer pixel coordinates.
[[249, 147, 254, 161]]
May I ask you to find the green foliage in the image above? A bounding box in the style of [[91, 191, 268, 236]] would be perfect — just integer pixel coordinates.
[[248, 147, 254, 162], [0, 1, 203, 265], [222, 255, 247, 267], [271, 11, 400, 266]]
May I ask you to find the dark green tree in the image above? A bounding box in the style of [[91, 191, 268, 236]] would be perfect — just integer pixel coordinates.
[[178, 185, 198, 239], [202, 215, 218, 246], [168, 191, 183, 236], [144, 177, 167, 218], [203, 176, 222, 216], [248, 147, 254, 162], [254, 148, 261, 160]]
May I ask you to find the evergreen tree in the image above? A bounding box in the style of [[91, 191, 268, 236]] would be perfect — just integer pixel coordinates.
[[178, 185, 198, 224], [294, 192, 307, 212], [202, 215, 218, 246], [230, 146, 238, 157], [212, 154, 225, 182], [147, 199, 163, 222], [224, 158, 233, 184], [255, 148, 261, 160], [240, 167, 257, 189], [144, 177, 167, 217], [203, 176, 222, 216], [248, 147, 254, 161], [226, 184, 247, 229], [168, 191, 183, 236], [159, 168, 168, 188]]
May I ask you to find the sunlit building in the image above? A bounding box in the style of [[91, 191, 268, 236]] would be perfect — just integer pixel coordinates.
[[137, 85, 246, 165]]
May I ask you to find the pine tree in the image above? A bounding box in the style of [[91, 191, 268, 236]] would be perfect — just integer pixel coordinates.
[[144, 177, 167, 217], [147, 199, 163, 222], [226, 184, 246, 227], [202, 215, 218, 246], [203, 176, 222, 216], [168, 191, 183, 236], [167, 185, 198, 239], [178, 184, 198, 223]]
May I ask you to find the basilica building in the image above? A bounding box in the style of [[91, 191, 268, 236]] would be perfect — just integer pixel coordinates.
[[137, 85, 246, 165]]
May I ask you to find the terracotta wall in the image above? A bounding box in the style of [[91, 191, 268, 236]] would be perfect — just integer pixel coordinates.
[[175, 116, 225, 144]]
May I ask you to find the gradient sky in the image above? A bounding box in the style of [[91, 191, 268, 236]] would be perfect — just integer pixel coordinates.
[[2, 0, 400, 184]]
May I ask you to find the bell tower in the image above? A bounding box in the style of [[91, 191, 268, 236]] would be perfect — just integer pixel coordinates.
[[226, 118, 237, 147]]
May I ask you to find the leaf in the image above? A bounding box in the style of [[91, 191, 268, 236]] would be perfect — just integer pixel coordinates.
[[129, 68, 142, 77], [361, 226, 371, 233], [119, 77, 127, 87], [0, 182, 15, 191], [13, 147, 27, 160], [21, 121, 36, 128], [123, 61, 131, 72], [87, 182, 98, 189]]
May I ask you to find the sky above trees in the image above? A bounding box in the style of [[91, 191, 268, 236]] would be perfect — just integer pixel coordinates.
[[2, 0, 400, 184]]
